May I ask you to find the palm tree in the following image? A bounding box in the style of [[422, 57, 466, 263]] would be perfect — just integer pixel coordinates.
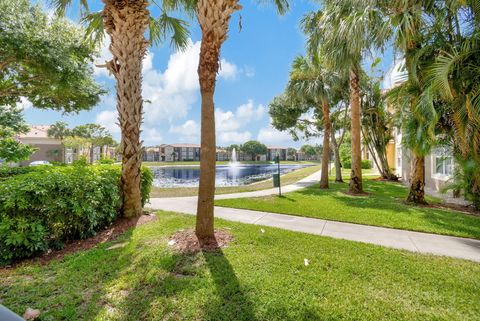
[[287, 55, 340, 188], [420, 1, 480, 208], [385, 0, 440, 204], [51, 0, 190, 217], [194, 0, 289, 244], [47, 121, 71, 163], [302, 0, 389, 194]]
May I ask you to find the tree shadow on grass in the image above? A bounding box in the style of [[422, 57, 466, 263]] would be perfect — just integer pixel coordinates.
[[277, 195, 297, 202], [201, 248, 257, 321]]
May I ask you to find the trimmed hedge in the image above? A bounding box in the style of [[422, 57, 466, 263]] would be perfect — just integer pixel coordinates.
[[0, 165, 152, 265], [0, 165, 43, 180], [341, 159, 373, 170], [361, 159, 373, 169]]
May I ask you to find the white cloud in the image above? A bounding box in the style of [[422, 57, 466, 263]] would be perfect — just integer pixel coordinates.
[[216, 110, 240, 132], [215, 100, 266, 145], [169, 120, 199, 137], [94, 39, 240, 146], [218, 59, 238, 80], [216, 100, 265, 131], [219, 131, 252, 144], [236, 100, 265, 121], [144, 128, 163, 143], [94, 39, 112, 78], [96, 110, 119, 134], [257, 118, 294, 146], [17, 97, 32, 110]]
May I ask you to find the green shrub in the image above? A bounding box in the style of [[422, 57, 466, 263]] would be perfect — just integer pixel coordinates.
[[0, 217, 48, 265], [0, 166, 40, 179], [0, 164, 153, 265], [140, 166, 153, 206], [361, 159, 373, 169], [97, 156, 116, 165], [342, 160, 352, 169]]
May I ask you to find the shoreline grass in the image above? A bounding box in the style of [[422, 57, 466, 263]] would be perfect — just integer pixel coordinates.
[[1, 211, 479, 321], [215, 179, 480, 239]]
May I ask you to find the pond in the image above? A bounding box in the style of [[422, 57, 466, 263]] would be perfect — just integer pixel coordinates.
[[151, 164, 312, 188]]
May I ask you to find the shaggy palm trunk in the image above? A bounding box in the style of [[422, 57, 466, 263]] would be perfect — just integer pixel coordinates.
[[406, 153, 427, 204], [102, 0, 149, 218], [331, 133, 343, 183], [196, 0, 241, 243], [349, 67, 363, 193], [320, 100, 331, 188]]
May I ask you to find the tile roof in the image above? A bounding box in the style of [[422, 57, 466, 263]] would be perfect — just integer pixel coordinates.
[[18, 125, 51, 139]]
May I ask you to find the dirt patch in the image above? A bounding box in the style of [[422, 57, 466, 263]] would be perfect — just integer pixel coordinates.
[[427, 203, 480, 217], [2, 213, 157, 270], [371, 177, 401, 183], [169, 229, 233, 253], [341, 190, 370, 197]]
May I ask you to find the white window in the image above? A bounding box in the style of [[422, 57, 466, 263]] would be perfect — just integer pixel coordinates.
[[396, 146, 402, 169], [433, 147, 453, 179]]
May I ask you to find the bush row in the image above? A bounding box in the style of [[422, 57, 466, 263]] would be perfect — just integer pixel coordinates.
[[342, 159, 373, 170], [0, 165, 152, 265]]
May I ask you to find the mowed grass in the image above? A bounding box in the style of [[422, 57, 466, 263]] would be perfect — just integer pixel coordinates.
[[1, 211, 479, 321], [216, 179, 480, 239], [150, 165, 321, 198]]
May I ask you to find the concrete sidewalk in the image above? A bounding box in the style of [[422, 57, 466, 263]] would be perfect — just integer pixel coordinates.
[[148, 196, 480, 262], [148, 169, 480, 262]]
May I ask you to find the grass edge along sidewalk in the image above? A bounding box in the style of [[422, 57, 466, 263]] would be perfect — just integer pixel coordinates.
[[215, 178, 480, 240]]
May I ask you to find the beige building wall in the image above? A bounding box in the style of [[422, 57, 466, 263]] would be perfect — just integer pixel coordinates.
[[18, 125, 63, 166]]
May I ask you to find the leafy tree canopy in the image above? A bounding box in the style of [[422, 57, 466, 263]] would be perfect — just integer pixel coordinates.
[[0, 106, 35, 163], [300, 144, 317, 156], [241, 141, 268, 158], [48, 121, 116, 148], [0, 0, 105, 112]]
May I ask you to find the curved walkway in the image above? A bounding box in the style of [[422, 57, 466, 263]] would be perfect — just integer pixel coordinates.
[[148, 170, 480, 263]]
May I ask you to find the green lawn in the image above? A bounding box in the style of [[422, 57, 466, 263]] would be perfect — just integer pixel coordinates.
[[216, 179, 480, 239], [150, 165, 321, 198], [1, 211, 479, 321]]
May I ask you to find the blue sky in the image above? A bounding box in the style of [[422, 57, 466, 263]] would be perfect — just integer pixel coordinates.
[[23, 0, 393, 148]]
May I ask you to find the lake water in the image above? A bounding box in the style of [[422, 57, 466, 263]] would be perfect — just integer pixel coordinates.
[[151, 164, 311, 188]]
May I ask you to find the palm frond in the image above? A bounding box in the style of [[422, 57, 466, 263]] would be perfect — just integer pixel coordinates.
[[255, 0, 290, 15], [81, 11, 105, 47], [49, 0, 88, 16], [150, 13, 190, 51]]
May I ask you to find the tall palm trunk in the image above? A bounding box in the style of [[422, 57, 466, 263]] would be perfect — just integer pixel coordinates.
[[102, 0, 149, 218], [196, 0, 241, 243], [406, 152, 427, 204], [320, 100, 331, 188], [349, 66, 363, 193], [331, 133, 343, 183]]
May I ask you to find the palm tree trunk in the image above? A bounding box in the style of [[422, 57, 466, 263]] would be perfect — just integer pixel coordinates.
[[406, 152, 427, 204], [331, 133, 343, 183], [102, 0, 149, 218], [196, 0, 241, 244], [349, 66, 363, 193], [320, 100, 331, 188], [196, 90, 216, 241]]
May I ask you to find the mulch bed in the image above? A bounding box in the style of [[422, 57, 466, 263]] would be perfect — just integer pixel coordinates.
[[2, 212, 157, 270], [169, 228, 233, 253]]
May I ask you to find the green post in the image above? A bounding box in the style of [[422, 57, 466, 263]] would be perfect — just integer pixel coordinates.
[[273, 154, 281, 196]]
